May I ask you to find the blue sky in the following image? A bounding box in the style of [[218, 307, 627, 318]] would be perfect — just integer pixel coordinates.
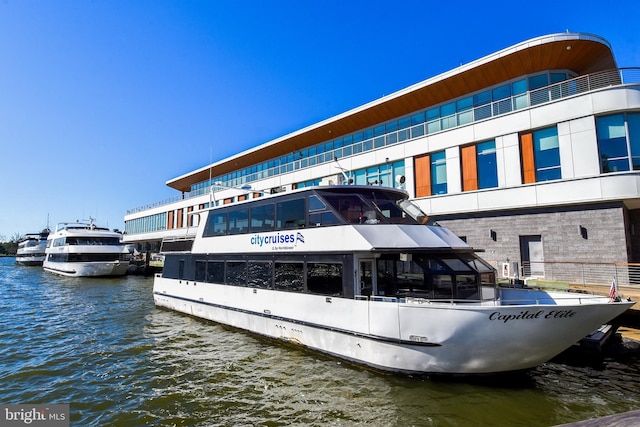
[[0, 0, 638, 239]]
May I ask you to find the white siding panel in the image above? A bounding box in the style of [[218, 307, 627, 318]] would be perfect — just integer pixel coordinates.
[[600, 174, 640, 199], [569, 128, 601, 177], [446, 146, 461, 194], [530, 96, 593, 129], [592, 87, 631, 114], [536, 179, 602, 205], [430, 192, 479, 214], [501, 134, 522, 187], [558, 122, 575, 179]]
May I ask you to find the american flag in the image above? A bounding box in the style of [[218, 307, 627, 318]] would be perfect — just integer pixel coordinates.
[[609, 278, 618, 301]]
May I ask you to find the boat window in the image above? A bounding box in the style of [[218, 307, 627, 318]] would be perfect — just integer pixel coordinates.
[[395, 258, 430, 297], [308, 211, 340, 227], [274, 262, 304, 292], [323, 194, 369, 224], [397, 199, 430, 224], [375, 254, 489, 301], [433, 274, 453, 299], [250, 204, 275, 232], [226, 261, 247, 286], [204, 212, 227, 237], [376, 258, 398, 296], [54, 238, 66, 247], [276, 198, 306, 229], [248, 261, 273, 289], [64, 253, 125, 262], [195, 260, 206, 282], [65, 237, 121, 245], [440, 258, 473, 272], [308, 195, 326, 211], [307, 263, 343, 296], [178, 260, 185, 280], [456, 274, 479, 300], [463, 255, 495, 273], [228, 209, 249, 235], [206, 261, 225, 283]]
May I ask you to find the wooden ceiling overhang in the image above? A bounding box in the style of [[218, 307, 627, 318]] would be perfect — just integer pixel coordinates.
[[168, 33, 617, 192]]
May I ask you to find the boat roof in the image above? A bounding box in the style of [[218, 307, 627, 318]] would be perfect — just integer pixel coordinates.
[[53, 221, 114, 233]]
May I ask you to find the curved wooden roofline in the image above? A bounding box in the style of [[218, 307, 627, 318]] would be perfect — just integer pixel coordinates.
[[168, 32, 617, 192]]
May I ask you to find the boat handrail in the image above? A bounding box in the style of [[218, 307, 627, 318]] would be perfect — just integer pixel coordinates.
[[499, 295, 615, 306], [161, 234, 197, 243]]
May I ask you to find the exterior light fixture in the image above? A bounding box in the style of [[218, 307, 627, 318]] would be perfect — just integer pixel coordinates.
[[579, 225, 588, 239]]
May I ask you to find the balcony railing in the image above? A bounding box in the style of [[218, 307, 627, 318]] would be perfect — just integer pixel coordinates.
[[489, 260, 640, 289], [127, 67, 640, 216]]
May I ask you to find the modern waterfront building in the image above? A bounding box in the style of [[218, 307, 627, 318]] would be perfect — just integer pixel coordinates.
[[123, 32, 640, 281]]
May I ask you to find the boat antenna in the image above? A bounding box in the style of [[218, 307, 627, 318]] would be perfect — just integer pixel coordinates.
[[334, 157, 353, 185], [209, 147, 216, 207]]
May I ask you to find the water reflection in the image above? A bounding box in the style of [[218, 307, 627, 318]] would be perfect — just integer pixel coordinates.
[[1, 258, 639, 427]]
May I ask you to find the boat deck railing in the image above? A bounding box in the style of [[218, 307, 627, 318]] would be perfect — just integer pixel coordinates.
[[489, 260, 640, 290], [359, 292, 611, 306]]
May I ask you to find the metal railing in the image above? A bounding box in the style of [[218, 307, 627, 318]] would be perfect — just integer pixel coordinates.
[[127, 67, 640, 216], [490, 260, 640, 289]]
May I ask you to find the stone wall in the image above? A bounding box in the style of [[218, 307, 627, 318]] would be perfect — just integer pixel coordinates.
[[436, 203, 629, 270]]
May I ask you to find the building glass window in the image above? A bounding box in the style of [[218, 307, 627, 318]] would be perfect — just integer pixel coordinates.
[[597, 113, 640, 172], [533, 127, 561, 181], [477, 140, 498, 189], [431, 151, 447, 195], [512, 79, 528, 109], [629, 113, 640, 170], [350, 161, 405, 189], [597, 114, 630, 173]]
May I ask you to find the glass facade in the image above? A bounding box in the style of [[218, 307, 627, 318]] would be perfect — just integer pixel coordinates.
[[597, 113, 640, 173], [477, 140, 498, 189], [351, 160, 405, 188], [189, 71, 574, 196], [124, 212, 167, 235], [431, 151, 447, 195], [533, 127, 561, 181]]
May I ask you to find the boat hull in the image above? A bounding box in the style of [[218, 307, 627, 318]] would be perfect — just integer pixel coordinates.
[[15, 255, 46, 266], [153, 276, 633, 375], [43, 261, 130, 277]]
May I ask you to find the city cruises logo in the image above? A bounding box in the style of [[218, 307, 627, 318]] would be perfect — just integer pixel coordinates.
[[1, 404, 69, 426], [250, 231, 305, 250]]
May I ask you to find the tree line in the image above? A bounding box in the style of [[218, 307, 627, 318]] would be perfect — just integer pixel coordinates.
[[0, 233, 21, 255]]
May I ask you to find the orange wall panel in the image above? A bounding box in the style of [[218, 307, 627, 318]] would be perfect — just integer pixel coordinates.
[[177, 209, 183, 229], [167, 210, 174, 230], [521, 133, 536, 184], [461, 145, 478, 191], [414, 154, 431, 197]]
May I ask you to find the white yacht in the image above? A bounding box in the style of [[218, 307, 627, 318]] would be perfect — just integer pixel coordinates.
[[43, 219, 130, 277], [153, 186, 633, 375], [15, 229, 50, 266]]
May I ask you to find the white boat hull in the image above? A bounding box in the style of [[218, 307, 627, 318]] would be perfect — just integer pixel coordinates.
[[43, 261, 129, 277], [154, 276, 632, 375], [16, 254, 46, 266]]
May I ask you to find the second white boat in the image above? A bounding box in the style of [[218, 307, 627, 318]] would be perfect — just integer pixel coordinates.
[[43, 219, 130, 277]]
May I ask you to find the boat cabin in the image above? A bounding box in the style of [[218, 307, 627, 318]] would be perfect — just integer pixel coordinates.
[[161, 186, 497, 302]]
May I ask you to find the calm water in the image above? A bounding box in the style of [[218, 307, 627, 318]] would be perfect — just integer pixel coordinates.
[[1, 257, 640, 426]]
